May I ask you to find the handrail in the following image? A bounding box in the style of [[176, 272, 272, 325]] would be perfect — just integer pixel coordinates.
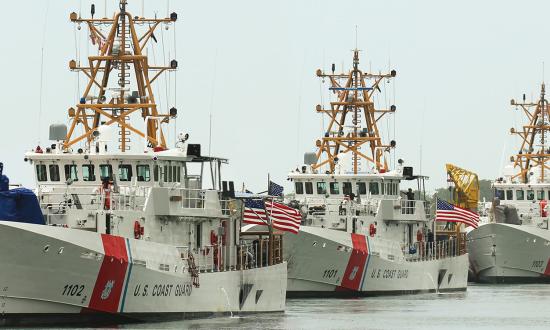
[[39, 191, 146, 212], [398, 199, 425, 215], [402, 239, 465, 262], [175, 238, 283, 274]]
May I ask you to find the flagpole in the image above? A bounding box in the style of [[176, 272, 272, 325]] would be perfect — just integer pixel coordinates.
[[267, 173, 274, 266], [434, 198, 437, 240]]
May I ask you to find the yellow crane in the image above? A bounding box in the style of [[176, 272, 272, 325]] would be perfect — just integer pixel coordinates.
[[445, 163, 479, 212], [441, 164, 479, 253]]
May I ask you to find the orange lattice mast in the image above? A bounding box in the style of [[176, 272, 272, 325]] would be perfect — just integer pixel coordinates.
[[510, 83, 550, 183], [64, 0, 178, 152], [312, 50, 397, 174]]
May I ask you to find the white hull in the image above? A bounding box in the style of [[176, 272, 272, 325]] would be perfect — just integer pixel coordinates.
[[284, 227, 468, 297], [0, 221, 287, 326], [467, 222, 550, 283]]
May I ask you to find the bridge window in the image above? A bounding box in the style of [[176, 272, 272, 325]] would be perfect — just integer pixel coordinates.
[[153, 165, 159, 182], [82, 164, 96, 182], [49, 164, 60, 182], [343, 182, 352, 195], [329, 182, 340, 194], [137, 165, 151, 182], [538, 190, 545, 201], [119, 164, 133, 182], [317, 182, 327, 195], [369, 182, 379, 195], [392, 182, 397, 195], [516, 190, 524, 200], [506, 190, 513, 200], [64, 164, 79, 181], [295, 182, 304, 194], [384, 182, 392, 195], [36, 164, 47, 182], [163, 165, 169, 182], [305, 182, 313, 194], [495, 189, 504, 200], [174, 166, 181, 182], [99, 164, 113, 181], [526, 190, 534, 201], [356, 182, 366, 195]]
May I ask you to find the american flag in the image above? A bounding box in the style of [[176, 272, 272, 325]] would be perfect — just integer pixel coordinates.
[[265, 200, 301, 234], [268, 181, 284, 197], [436, 198, 479, 228], [243, 198, 301, 234], [243, 199, 269, 225]]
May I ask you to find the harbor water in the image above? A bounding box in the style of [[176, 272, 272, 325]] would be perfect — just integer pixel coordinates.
[[114, 284, 550, 329]]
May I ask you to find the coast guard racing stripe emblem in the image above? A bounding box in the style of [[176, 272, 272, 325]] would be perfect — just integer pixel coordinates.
[[544, 259, 550, 276], [88, 235, 129, 313], [337, 234, 368, 291]]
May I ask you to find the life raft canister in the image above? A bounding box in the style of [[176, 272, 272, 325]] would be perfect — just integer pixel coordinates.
[[540, 199, 548, 217], [369, 223, 376, 237], [134, 220, 143, 239]]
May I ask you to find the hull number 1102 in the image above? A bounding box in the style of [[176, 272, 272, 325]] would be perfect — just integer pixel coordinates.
[[62, 284, 84, 297]]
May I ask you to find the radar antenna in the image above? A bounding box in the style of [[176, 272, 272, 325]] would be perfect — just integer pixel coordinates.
[[312, 50, 396, 174], [64, 0, 178, 151], [510, 84, 550, 183]]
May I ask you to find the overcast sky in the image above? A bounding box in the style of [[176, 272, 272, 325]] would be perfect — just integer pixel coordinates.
[[0, 0, 547, 192]]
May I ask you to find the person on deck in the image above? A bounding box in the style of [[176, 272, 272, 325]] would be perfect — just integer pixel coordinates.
[[417, 229, 425, 258], [99, 178, 112, 210], [427, 229, 434, 257], [406, 188, 415, 214]]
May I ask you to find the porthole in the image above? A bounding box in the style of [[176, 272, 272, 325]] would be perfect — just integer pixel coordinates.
[[43, 245, 50, 253], [58, 247, 64, 254]]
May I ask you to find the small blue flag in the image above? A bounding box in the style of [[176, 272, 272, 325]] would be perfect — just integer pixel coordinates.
[[268, 180, 284, 197]]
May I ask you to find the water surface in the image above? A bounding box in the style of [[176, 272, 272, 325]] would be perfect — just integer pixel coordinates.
[[112, 284, 550, 329]]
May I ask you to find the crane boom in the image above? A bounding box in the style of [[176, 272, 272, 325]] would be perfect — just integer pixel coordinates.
[[445, 163, 479, 211]]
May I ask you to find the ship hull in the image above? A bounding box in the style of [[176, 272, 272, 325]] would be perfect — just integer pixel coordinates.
[[467, 222, 550, 283], [284, 227, 468, 298], [0, 221, 287, 326]]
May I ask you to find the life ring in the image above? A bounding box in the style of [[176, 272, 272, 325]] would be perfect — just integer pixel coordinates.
[[369, 223, 376, 237], [134, 221, 142, 239]]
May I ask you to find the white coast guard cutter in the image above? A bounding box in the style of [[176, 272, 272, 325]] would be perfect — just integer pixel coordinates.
[[468, 84, 550, 283], [283, 50, 468, 297], [0, 1, 286, 325]]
